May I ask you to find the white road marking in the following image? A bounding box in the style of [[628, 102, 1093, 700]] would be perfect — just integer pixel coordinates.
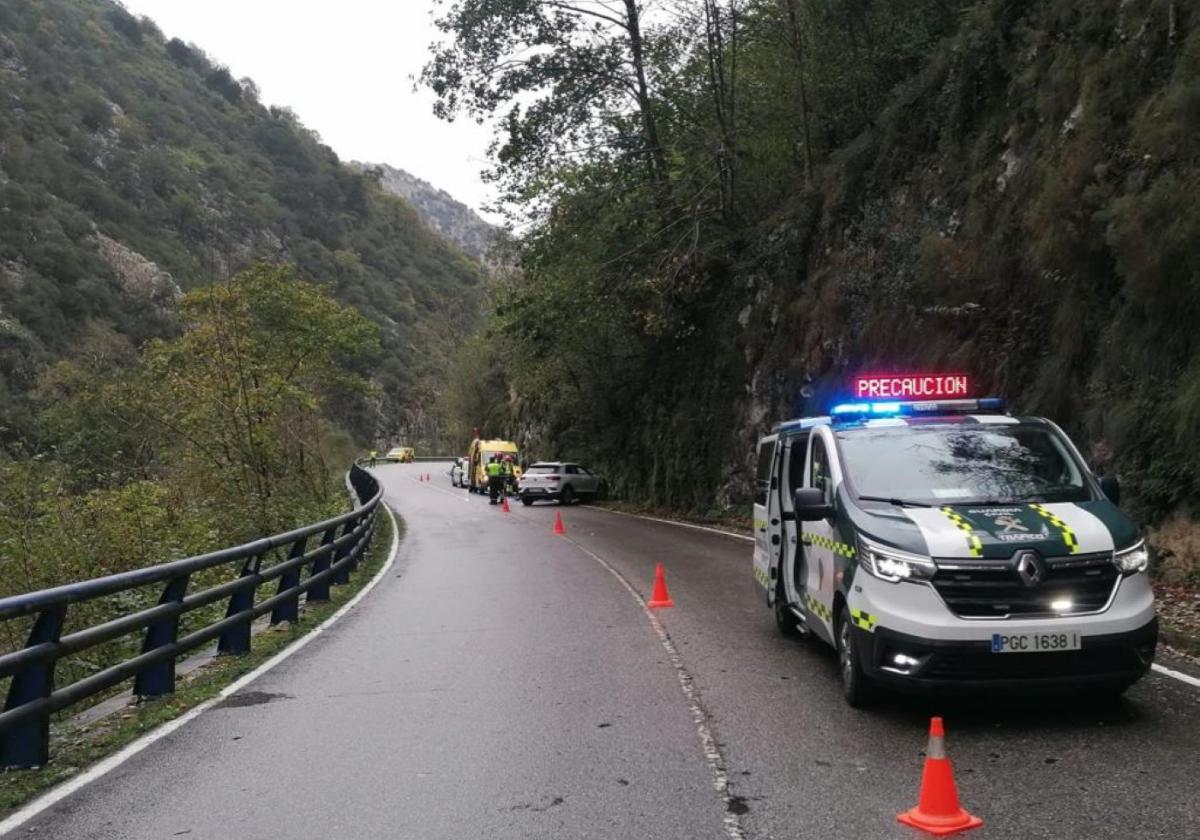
[[1152, 663, 1200, 689], [592, 506, 754, 543], [0, 502, 402, 837], [561, 534, 746, 840]]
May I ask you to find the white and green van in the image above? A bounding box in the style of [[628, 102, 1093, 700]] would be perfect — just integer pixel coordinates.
[[753, 388, 1157, 706]]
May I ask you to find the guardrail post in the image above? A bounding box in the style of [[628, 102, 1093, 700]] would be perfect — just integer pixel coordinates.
[[306, 527, 338, 602], [270, 537, 307, 625], [0, 605, 67, 768], [134, 573, 190, 699], [331, 515, 358, 586], [351, 509, 376, 573], [217, 553, 263, 655]]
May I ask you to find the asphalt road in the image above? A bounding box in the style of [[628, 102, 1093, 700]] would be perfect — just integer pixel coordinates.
[[17, 462, 1200, 839]]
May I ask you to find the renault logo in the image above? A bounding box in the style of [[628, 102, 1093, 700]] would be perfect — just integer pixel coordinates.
[[1015, 551, 1045, 588]]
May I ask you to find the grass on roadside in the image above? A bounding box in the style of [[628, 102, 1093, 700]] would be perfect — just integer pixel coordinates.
[[0, 506, 399, 818]]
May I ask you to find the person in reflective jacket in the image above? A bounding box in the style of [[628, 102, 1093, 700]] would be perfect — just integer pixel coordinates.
[[500, 455, 516, 496], [485, 455, 504, 504]]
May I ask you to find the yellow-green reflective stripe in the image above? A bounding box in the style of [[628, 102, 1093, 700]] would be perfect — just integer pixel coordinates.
[[849, 607, 877, 632], [1029, 504, 1080, 554], [800, 532, 857, 559], [940, 507, 983, 557], [803, 592, 832, 621]]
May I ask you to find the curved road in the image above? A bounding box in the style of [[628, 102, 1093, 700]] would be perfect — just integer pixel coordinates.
[[17, 463, 1200, 839]]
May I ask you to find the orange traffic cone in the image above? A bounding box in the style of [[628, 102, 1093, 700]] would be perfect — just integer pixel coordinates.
[[553, 511, 566, 535], [647, 563, 674, 608], [501, 496, 511, 513], [897, 717, 982, 836]]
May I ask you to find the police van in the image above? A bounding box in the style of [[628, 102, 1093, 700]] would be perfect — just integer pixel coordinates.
[[753, 374, 1157, 706]]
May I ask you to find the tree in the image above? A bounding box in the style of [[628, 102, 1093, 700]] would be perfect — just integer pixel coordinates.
[[422, 0, 670, 209], [133, 263, 380, 533], [105, 5, 143, 45], [206, 66, 243, 104]]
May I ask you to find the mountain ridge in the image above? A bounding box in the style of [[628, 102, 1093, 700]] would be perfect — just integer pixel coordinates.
[[354, 162, 498, 264], [0, 0, 482, 446]]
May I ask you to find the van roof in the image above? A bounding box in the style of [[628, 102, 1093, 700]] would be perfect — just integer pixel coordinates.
[[772, 416, 831, 434]]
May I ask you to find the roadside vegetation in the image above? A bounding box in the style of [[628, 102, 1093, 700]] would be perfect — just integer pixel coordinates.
[[426, 3, 1200, 596], [0, 263, 379, 704], [0, 0, 482, 451]]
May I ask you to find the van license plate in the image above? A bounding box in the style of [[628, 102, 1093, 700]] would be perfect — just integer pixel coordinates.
[[990, 632, 1081, 653]]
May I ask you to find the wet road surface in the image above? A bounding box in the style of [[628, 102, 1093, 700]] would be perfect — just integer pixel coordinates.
[[18, 462, 1200, 839]]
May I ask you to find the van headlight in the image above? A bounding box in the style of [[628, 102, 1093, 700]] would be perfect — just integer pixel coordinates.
[[1114, 540, 1149, 574], [857, 536, 937, 583]]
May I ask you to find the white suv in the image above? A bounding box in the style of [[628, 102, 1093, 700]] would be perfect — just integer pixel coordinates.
[[519, 462, 603, 506]]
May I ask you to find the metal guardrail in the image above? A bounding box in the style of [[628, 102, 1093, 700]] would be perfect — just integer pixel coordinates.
[[370, 455, 454, 464], [0, 464, 383, 769]]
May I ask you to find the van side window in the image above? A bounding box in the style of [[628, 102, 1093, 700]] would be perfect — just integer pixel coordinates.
[[754, 440, 775, 506], [811, 437, 832, 502]]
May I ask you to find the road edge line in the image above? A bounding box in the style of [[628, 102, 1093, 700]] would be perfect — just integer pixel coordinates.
[[592, 506, 754, 543], [560, 534, 746, 840], [0, 502, 402, 838], [1151, 662, 1200, 689]]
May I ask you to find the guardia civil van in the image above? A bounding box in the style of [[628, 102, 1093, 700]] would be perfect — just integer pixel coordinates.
[[753, 374, 1157, 706]]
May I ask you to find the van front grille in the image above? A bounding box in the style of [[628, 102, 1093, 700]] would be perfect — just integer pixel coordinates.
[[931, 552, 1118, 618]]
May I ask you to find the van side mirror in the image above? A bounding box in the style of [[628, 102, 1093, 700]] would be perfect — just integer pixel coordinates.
[[1099, 475, 1121, 507], [793, 487, 833, 522]]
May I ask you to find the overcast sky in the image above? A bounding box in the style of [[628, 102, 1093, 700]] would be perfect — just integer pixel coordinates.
[[121, 0, 499, 221]]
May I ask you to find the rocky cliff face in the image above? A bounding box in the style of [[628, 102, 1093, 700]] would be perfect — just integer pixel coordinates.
[[356, 163, 497, 264], [733, 0, 1198, 531]]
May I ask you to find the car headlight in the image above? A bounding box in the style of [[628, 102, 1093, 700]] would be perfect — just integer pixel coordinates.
[[857, 536, 937, 583], [1114, 540, 1149, 574]]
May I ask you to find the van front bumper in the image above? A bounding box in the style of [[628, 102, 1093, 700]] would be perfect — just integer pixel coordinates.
[[855, 618, 1157, 690], [849, 568, 1158, 690]]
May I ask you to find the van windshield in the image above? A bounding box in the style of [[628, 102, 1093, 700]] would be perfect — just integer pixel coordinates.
[[835, 423, 1093, 506]]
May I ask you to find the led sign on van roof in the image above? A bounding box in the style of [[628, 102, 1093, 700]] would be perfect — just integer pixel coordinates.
[[853, 373, 971, 400]]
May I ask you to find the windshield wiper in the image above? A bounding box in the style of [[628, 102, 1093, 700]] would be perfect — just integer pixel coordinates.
[[857, 495, 932, 508]]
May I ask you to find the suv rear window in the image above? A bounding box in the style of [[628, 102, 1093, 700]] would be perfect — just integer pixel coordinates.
[[526, 464, 560, 473]]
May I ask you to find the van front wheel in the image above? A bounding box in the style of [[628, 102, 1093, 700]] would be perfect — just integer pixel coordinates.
[[836, 609, 874, 708]]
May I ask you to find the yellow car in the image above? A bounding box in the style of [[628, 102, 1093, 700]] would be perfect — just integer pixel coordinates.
[[386, 447, 415, 463]]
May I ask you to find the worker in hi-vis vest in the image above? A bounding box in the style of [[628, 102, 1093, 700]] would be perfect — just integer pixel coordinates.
[[485, 455, 504, 505]]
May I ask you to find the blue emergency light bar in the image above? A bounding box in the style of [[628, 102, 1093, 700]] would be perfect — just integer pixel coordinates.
[[830, 397, 1006, 418]]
